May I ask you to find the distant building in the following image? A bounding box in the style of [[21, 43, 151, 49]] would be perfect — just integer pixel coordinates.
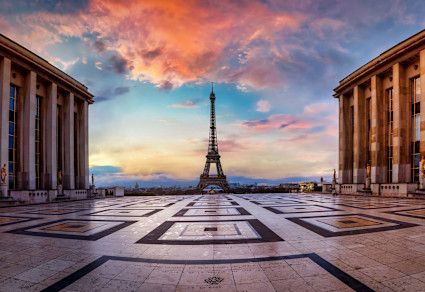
[[135, 182, 139, 189], [334, 30, 425, 197], [298, 182, 316, 192], [0, 34, 94, 202]]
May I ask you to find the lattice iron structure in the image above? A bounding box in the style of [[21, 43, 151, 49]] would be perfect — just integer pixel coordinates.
[[196, 86, 229, 193]]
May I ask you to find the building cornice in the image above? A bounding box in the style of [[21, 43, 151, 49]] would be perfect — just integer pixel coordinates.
[[0, 34, 94, 103], [333, 29, 425, 98]]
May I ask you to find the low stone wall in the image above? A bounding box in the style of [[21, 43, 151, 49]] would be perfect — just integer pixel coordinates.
[[64, 189, 88, 200], [339, 183, 419, 197], [10, 190, 49, 204], [339, 184, 365, 194]]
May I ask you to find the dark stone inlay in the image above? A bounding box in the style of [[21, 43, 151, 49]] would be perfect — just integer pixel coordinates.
[[7, 219, 137, 241], [136, 219, 283, 245], [0, 216, 43, 226], [120, 202, 174, 208], [23, 209, 88, 215], [186, 201, 239, 207], [204, 227, 217, 232], [173, 207, 250, 217], [41, 254, 374, 292], [287, 214, 418, 237], [336, 203, 406, 209], [384, 208, 425, 220], [66, 224, 86, 229], [205, 276, 224, 285], [251, 200, 302, 205], [81, 209, 162, 217], [264, 205, 341, 214], [339, 220, 357, 224]]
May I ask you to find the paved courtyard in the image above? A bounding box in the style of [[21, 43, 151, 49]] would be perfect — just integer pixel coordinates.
[[0, 194, 424, 291]]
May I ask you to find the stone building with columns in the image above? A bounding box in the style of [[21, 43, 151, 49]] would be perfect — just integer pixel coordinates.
[[334, 30, 425, 197], [0, 34, 93, 203]]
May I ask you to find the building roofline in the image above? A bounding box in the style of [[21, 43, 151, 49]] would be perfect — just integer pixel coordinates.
[[333, 29, 425, 97], [0, 34, 94, 102]]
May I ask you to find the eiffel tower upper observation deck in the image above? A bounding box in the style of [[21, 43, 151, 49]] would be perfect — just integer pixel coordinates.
[[196, 85, 230, 193]]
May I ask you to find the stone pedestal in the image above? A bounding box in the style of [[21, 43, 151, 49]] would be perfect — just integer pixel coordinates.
[[365, 179, 371, 189], [90, 185, 96, 197], [57, 185, 63, 196], [331, 180, 337, 196], [0, 184, 7, 197]]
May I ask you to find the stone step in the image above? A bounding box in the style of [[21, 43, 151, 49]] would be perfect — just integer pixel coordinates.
[[55, 195, 71, 201], [0, 197, 19, 206], [408, 192, 425, 199]]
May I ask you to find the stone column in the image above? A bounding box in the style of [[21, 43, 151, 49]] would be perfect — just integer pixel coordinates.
[[339, 94, 351, 183], [370, 75, 385, 183], [45, 83, 57, 190], [353, 85, 367, 183], [78, 101, 89, 190], [420, 50, 425, 161], [0, 58, 10, 194], [22, 71, 36, 190], [392, 63, 410, 183], [63, 92, 74, 190]]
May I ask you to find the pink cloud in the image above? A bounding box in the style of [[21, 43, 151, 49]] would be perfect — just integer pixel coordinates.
[[242, 114, 320, 131], [7, 0, 306, 90], [169, 99, 200, 108], [242, 102, 337, 133]]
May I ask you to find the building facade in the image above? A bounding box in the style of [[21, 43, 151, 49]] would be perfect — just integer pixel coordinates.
[[334, 30, 425, 197], [0, 34, 93, 203]]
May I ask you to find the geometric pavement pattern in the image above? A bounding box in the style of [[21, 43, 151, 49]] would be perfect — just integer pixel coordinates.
[[0, 194, 422, 291]]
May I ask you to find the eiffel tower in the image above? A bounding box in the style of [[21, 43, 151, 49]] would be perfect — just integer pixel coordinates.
[[196, 84, 230, 193]]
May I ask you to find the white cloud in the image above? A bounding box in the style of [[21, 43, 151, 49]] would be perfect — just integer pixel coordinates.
[[52, 57, 79, 71], [236, 83, 249, 92], [256, 100, 271, 113]]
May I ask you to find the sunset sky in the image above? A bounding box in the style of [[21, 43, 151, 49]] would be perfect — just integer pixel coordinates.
[[2, 0, 425, 187]]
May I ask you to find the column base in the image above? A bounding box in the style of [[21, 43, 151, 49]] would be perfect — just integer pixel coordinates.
[[420, 177, 425, 190], [0, 184, 8, 197], [364, 179, 371, 190]]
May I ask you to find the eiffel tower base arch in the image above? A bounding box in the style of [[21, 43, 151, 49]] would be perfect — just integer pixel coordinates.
[[196, 176, 230, 193]]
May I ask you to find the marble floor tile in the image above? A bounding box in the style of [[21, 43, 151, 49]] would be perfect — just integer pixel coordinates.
[[1, 193, 425, 291]]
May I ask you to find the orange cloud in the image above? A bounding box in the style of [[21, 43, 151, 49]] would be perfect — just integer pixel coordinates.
[[10, 0, 304, 89]]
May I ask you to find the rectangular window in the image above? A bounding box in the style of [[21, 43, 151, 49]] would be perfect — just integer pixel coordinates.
[[8, 85, 18, 189], [35, 95, 42, 189], [387, 88, 393, 183], [412, 77, 420, 183]]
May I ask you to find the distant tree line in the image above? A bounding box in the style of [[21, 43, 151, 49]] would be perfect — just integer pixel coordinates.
[[124, 184, 322, 196]]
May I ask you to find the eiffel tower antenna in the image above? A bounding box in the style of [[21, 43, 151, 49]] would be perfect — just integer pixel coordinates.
[[196, 85, 229, 193]]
